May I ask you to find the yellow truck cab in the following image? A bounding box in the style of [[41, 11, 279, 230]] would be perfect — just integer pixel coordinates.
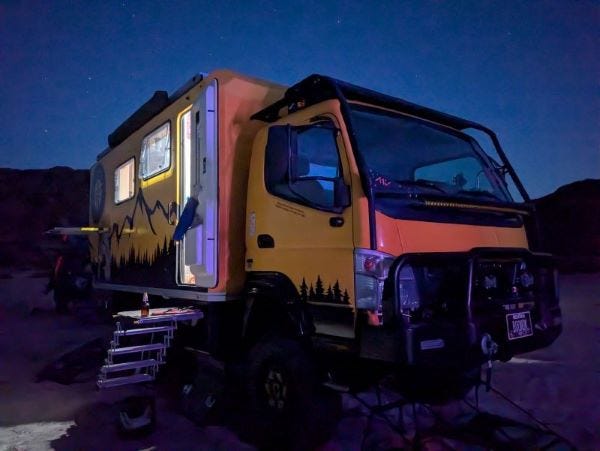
[[89, 70, 561, 406]]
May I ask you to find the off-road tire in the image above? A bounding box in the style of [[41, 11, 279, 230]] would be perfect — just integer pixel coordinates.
[[246, 337, 315, 418], [235, 338, 343, 450]]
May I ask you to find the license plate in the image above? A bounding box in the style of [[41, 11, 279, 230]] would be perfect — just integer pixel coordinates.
[[506, 311, 533, 340]]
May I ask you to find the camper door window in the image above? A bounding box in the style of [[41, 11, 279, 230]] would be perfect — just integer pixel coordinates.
[[114, 157, 135, 204], [139, 122, 171, 180]]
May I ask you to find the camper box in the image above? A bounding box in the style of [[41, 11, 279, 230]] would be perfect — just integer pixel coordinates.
[[90, 70, 285, 300]]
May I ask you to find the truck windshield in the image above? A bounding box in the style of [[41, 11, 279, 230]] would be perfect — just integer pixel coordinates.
[[349, 104, 512, 205]]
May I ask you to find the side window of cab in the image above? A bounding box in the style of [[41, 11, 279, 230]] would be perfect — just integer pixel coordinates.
[[264, 120, 349, 212]]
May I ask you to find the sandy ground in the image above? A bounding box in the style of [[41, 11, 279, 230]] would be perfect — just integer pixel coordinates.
[[0, 270, 598, 450], [477, 273, 600, 447]]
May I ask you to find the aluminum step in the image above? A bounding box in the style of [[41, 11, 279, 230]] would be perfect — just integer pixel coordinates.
[[114, 325, 174, 337], [135, 311, 203, 325], [101, 358, 162, 374], [108, 343, 166, 356], [97, 373, 154, 389]]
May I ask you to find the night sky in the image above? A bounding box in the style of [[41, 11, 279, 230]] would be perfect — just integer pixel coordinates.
[[0, 1, 597, 198]]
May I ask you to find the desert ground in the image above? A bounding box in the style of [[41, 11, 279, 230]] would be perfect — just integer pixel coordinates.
[[0, 271, 598, 450]]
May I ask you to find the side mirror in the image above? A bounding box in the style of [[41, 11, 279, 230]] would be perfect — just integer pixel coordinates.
[[265, 125, 295, 186], [334, 178, 351, 209]]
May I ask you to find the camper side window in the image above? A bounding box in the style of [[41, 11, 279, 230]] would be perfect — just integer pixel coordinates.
[[114, 158, 135, 204], [139, 122, 171, 180]]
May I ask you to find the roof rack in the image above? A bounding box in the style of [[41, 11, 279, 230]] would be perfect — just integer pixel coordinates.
[[251, 74, 530, 203], [251, 74, 484, 132], [105, 73, 205, 150]]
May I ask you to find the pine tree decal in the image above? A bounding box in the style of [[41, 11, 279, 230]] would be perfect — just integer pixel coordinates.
[[162, 236, 168, 256], [315, 276, 324, 301], [299, 278, 308, 302], [309, 283, 315, 299], [326, 285, 334, 302], [342, 289, 350, 305], [303, 277, 349, 304], [333, 281, 342, 303]]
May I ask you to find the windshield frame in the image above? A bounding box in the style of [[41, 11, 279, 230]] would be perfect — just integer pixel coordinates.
[[347, 102, 514, 204]]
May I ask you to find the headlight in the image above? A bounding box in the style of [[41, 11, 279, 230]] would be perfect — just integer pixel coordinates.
[[354, 249, 394, 324], [519, 261, 534, 289], [484, 274, 497, 290], [520, 271, 534, 288]]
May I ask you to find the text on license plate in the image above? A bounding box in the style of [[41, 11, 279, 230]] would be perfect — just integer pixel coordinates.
[[506, 311, 533, 340]]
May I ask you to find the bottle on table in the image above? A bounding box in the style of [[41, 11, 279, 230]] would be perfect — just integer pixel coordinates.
[[141, 292, 150, 317]]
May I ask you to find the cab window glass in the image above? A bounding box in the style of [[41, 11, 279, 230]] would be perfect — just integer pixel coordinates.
[[414, 156, 494, 192], [265, 122, 342, 210]]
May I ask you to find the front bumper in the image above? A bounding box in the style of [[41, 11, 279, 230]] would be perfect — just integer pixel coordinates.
[[360, 248, 562, 368]]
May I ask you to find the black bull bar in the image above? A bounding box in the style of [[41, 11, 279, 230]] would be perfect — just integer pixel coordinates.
[[360, 248, 562, 368]]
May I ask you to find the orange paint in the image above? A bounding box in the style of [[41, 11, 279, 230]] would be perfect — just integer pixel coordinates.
[[375, 211, 528, 255], [209, 71, 285, 293]]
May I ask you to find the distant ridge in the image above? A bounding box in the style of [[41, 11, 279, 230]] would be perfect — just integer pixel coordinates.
[[534, 179, 600, 273], [0, 167, 89, 269], [0, 167, 597, 273], [536, 178, 600, 201]]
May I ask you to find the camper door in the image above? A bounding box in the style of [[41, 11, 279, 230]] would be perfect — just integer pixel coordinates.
[[178, 79, 218, 288]]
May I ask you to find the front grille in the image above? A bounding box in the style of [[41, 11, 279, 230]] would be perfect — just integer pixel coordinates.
[[387, 248, 558, 327], [383, 248, 561, 370]]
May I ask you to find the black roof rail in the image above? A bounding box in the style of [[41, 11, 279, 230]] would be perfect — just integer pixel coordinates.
[[107, 90, 169, 148], [251, 74, 485, 132], [251, 74, 530, 202], [106, 73, 204, 149]]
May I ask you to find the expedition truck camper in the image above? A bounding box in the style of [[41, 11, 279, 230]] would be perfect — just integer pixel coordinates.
[[86, 69, 561, 406]]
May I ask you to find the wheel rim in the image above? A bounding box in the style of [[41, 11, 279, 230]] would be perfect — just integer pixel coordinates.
[[263, 365, 288, 411]]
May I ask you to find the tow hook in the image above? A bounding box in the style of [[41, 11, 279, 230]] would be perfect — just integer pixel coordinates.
[[481, 333, 498, 392]]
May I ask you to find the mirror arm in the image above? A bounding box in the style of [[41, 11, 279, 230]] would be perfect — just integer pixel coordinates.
[[334, 178, 351, 209]]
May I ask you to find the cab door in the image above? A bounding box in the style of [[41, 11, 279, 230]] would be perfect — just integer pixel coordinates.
[[247, 109, 355, 339]]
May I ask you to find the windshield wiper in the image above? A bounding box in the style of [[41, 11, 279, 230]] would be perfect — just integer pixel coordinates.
[[456, 189, 502, 202], [394, 179, 448, 194]]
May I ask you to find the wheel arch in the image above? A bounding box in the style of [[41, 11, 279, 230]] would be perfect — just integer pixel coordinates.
[[243, 272, 315, 346]]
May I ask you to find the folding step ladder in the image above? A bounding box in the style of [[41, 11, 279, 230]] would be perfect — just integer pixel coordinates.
[[97, 308, 204, 389]]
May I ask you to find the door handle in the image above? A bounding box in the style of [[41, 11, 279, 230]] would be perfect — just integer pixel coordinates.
[[257, 234, 275, 248], [329, 217, 344, 227]]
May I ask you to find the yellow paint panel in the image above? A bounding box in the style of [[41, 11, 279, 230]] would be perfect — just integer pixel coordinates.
[[246, 101, 356, 311]]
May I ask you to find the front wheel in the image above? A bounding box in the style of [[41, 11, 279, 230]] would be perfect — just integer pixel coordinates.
[[247, 337, 315, 417], [238, 338, 342, 450]]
